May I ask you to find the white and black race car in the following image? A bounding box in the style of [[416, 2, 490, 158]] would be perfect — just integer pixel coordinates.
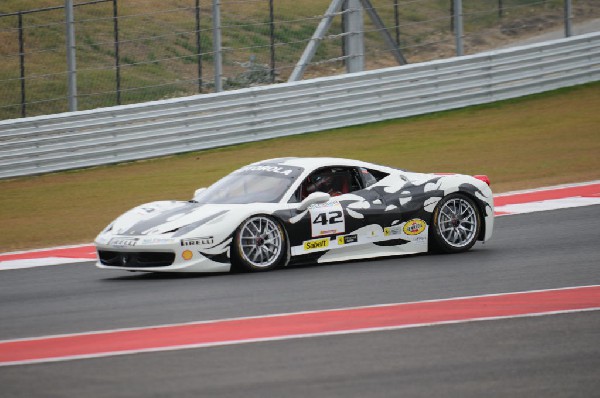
[[95, 157, 494, 273]]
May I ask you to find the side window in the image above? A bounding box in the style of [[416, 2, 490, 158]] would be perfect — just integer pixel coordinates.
[[293, 167, 365, 201], [359, 168, 388, 187]]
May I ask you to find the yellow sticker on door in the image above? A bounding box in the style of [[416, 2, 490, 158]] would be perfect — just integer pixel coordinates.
[[303, 237, 330, 251]]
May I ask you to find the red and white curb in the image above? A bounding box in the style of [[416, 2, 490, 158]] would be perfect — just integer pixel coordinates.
[[1, 180, 599, 271], [1, 285, 598, 367], [493, 180, 600, 216], [0, 244, 97, 271]]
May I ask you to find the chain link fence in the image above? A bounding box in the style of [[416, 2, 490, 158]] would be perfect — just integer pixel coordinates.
[[0, 0, 598, 120]]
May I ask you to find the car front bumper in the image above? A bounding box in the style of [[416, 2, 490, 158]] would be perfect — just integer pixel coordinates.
[[95, 238, 231, 273]]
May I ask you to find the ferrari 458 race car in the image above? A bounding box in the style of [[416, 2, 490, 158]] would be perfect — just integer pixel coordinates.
[[95, 157, 494, 273]]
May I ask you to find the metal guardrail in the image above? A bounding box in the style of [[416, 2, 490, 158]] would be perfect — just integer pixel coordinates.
[[1, 32, 599, 179]]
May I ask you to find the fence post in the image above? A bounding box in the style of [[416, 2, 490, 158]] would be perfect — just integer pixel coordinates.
[[195, 0, 203, 92], [112, 0, 121, 105], [453, 0, 463, 56], [288, 0, 344, 82], [393, 0, 400, 46], [65, 0, 78, 112], [18, 12, 26, 118], [450, 0, 454, 32], [212, 0, 222, 92], [269, 0, 275, 83], [360, 0, 406, 64], [345, 0, 364, 73], [564, 0, 572, 37]]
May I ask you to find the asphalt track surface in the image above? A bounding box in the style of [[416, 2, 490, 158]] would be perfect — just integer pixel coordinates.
[[1, 206, 599, 397]]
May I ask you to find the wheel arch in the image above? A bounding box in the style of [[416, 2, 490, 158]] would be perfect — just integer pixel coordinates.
[[269, 213, 292, 267], [232, 212, 290, 270], [454, 189, 487, 241]]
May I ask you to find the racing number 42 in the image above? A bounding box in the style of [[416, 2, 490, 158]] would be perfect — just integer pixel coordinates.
[[310, 206, 346, 237], [312, 210, 343, 225]]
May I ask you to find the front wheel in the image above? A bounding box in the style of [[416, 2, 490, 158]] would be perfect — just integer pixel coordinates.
[[430, 193, 481, 253], [231, 215, 286, 272]]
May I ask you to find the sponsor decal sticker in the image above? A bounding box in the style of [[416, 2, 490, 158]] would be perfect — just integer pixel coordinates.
[[139, 237, 176, 245], [238, 165, 294, 175], [403, 219, 427, 235], [182, 250, 194, 261], [303, 238, 330, 251], [384, 226, 402, 236], [337, 234, 358, 245], [109, 237, 138, 247], [319, 229, 337, 236], [181, 237, 214, 247], [308, 200, 340, 209]]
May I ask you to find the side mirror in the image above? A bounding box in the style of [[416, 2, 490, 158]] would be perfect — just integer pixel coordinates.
[[298, 191, 331, 211], [193, 187, 207, 201]]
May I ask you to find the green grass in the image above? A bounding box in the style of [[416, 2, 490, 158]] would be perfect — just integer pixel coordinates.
[[1, 82, 599, 252], [1, 0, 595, 119]]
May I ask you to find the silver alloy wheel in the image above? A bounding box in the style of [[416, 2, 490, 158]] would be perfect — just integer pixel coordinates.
[[238, 216, 283, 268], [437, 197, 478, 248]]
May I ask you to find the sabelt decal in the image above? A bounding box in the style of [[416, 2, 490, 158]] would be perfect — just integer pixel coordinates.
[[304, 238, 330, 251], [403, 219, 427, 235], [181, 237, 214, 246], [337, 234, 358, 245], [109, 237, 138, 247]]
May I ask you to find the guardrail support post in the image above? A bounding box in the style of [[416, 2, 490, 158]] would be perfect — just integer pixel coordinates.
[[65, 0, 78, 112]]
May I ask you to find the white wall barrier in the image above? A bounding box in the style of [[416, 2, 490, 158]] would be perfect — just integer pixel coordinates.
[[0, 32, 598, 179]]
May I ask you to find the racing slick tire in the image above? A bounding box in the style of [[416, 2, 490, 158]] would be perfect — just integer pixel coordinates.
[[430, 193, 481, 254], [231, 215, 286, 272]]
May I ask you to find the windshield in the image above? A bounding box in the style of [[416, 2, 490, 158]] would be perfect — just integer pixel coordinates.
[[195, 164, 303, 204]]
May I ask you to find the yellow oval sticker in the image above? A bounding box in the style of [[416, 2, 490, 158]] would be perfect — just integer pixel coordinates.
[[182, 250, 194, 261], [403, 219, 426, 235]]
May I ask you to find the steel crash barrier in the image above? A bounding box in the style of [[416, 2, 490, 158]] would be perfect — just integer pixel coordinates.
[[0, 32, 599, 179]]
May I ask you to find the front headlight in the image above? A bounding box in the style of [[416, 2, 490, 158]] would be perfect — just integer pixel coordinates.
[[102, 223, 114, 233]]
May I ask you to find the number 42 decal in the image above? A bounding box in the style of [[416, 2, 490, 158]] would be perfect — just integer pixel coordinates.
[[310, 206, 345, 237], [312, 211, 343, 225]]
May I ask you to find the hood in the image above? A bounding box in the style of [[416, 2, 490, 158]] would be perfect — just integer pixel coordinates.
[[109, 201, 232, 236]]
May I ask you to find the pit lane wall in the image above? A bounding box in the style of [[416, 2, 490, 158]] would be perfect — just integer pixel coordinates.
[[1, 32, 599, 179]]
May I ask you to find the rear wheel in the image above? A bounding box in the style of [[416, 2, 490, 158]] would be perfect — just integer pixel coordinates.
[[430, 193, 481, 253], [231, 215, 286, 272]]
